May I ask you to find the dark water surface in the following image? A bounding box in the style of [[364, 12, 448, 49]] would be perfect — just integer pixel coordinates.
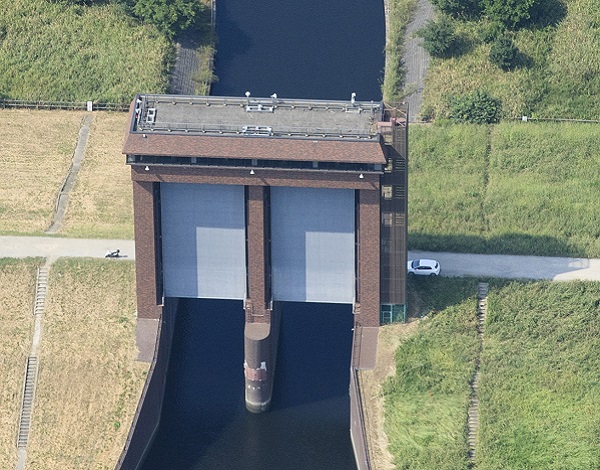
[[211, 0, 386, 101], [141, 299, 356, 470]]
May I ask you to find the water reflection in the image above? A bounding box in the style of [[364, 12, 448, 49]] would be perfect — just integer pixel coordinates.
[[212, 0, 385, 100], [141, 299, 356, 470]]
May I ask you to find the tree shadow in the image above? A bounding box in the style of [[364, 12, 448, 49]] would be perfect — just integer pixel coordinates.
[[529, 0, 568, 29], [408, 231, 580, 258]]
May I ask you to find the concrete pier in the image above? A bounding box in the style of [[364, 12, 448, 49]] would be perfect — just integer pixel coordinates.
[[244, 306, 280, 413]]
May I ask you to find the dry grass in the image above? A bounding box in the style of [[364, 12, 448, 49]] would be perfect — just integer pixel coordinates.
[[0, 258, 40, 468], [26, 259, 148, 469], [0, 109, 86, 234], [60, 112, 134, 239], [359, 320, 420, 470]]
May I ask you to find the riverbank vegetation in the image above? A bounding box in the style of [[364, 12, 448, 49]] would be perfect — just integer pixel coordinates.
[[381, 277, 600, 469], [0, 258, 40, 468], [478, 280, 600, 469], [418, 0, 600, 120], [27, 259, 147, 469], [409, 121, 600, 258], [382, 0, 418, 102], [0, 2, 171, 103]]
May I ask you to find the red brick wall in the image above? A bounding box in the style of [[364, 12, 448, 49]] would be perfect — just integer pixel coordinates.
[[357, 189, 380, 327], [246, 186, 270, 323], [132, 179, 162, 319]]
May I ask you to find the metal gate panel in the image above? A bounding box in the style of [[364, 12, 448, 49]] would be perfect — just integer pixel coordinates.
[[160, 183, 246, 299], [271, 187, 355, 303]]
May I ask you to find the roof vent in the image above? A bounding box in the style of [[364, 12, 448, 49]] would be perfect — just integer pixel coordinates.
[[146, 108, 156, 124], [246, 103, 274, 113], [242, 125, 273, 135]]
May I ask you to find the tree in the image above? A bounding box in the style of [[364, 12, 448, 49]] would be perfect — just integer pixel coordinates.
[[431, 0, 482, 19], [133, 0, 204, 38], [450, 90, 501, 124], [417, 16, 457, 58], [481, 0, 541, 29], [489, 36, 518, 70]]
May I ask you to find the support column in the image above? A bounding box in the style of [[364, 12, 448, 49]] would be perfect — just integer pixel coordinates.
[[244, 185, 279, 413], [132, 180, 163, 320], [354, 189, 380, 369]]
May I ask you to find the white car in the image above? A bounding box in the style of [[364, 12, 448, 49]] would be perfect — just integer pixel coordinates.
[[407, 259, 440, 276]]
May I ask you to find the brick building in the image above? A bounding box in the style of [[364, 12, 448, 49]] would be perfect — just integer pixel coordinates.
[[123, 93, 408, 412]]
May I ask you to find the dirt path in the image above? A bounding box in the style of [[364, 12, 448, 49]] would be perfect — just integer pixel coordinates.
[[402, 0, 434, 121]]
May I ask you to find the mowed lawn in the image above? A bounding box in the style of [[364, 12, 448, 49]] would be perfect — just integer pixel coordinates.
[[60, 112, 134, 239], [0, 109, 134, 239], [0, 110, 86, 234], [383, 278, 600, 469], [409, 121, 600, 257], [0, 258, 39, 469], [26, 259, 148, 469]]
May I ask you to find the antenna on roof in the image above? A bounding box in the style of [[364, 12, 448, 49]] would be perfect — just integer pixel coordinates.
[[270, 93, 278, 103], [351, 92, 356, 105], [245, 91, 251, 104]]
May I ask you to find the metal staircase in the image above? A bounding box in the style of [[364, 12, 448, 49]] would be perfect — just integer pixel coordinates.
[[17, 357, 38, 448]]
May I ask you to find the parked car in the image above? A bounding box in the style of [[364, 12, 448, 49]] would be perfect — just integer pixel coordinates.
[[407, 259, 440, 276]]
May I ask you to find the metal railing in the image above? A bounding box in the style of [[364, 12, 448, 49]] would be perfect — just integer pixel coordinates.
[[0, 99, 129, 112]]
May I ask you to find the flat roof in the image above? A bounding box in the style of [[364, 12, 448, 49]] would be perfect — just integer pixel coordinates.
[[131, 94, 383, 139], [123, 94, 399, 165]]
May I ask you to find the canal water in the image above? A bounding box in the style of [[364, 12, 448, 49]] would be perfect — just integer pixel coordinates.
[[211, 0, 385, 101], [141, 299, 356, 470], [140, 1, 384, 467]]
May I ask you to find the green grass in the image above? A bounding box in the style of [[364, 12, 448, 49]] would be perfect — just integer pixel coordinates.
[[0, 2, 171, 103], [409, 121, 600, 257], [419, 0, 600, 121], [384, 277, 480, 469], [478, 281, 600, 469], [384, 278, 600, 469], [383, 0, 418, 102]]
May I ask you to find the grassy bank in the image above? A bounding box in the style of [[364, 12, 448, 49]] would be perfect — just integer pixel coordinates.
[[0, 110, 85, 235], [382, 0, 418, 102], [0, 258, 40, 468], [0, 2, 170, 103], [478, 281, 600, 469], [26, 259, 148, 469], [61, 113, 134, 239], [382, 278, 600, 469], [383, 277, 480, 469], [409, 121, 600, 257], [420, 0, 600, 120]]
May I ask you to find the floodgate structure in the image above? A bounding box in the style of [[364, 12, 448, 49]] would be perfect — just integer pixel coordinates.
[[118, 93, 408, 469]]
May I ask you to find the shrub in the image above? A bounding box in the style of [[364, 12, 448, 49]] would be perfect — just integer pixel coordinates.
[[480, 21, 506, 43], [450, 90, 501, 124], [133, 0, 204, 38], [431, 0, 482, 19], [481, 0, 542, 29], [417, 16, 457, 58], [489, 36, 518, 70]]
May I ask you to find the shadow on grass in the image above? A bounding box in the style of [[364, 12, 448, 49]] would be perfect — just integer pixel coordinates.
[[530, 0, 568, 29], [408, 231, 581, 257]]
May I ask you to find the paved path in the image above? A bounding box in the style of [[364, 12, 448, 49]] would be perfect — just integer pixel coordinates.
[[2, 236, 600, 280], [402, 0, 434, 121], [0, 236, 135, 260], [409, 250, 600, 281]]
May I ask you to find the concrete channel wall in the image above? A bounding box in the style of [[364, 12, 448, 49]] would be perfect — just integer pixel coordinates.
[[115, 298, 179, 470]]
